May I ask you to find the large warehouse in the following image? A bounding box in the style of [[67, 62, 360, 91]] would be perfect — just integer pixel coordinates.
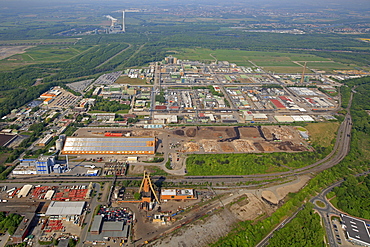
[[61, 137, 156, 155], [45, 201, 85, 216]]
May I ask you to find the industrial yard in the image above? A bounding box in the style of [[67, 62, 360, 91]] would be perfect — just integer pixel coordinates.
[[0, 51, 361, 247]]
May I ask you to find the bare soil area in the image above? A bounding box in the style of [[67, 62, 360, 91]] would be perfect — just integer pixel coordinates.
[[184, 142, 200, 152], [151, 209, 238, 247], [220, 143, 235, 152], [230, 193, 274, 221], [239, 127, 260, 138], [0, 46, 33, 60], [233, 140, 255, 152], [275, 175, 311, 200], [149, 176, 311, 247]]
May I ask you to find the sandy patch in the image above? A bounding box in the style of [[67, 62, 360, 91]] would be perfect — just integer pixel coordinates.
[[0, 46, 33, 60], [261, 191, 279, 205], [184, 142, 200, 152], [276, 175, 311, 200], [229, 193, 268, 221]]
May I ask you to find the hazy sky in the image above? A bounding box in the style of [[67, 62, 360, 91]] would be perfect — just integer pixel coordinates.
[[1, 0, 369, 13]]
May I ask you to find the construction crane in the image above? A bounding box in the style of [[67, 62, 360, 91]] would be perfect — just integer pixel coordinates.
[[300, 62, 307, 84]]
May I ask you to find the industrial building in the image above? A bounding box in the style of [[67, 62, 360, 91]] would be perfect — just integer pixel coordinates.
[[161, 189, 197, 201], [45, 201, 85, 216], [11, 213, 36, 244], [17, 184, 33, 198], [37, 134, 54, 146], [13, 156, 68, 175], [0, 133, 18, 147], [14, 156, 55, 175], [342, 214, 370, 246], [87, 207, 132, 243], [61, 137, 156, 155]]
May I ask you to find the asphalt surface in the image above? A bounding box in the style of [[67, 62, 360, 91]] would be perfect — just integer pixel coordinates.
[[255, 90, 354, 247]]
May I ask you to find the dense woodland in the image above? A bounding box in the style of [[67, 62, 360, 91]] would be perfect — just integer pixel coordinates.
[[333, 175, 370, 219], [90, 97, 130, 113], [0, 212, 23, 235], [268, 203, 325, 247]]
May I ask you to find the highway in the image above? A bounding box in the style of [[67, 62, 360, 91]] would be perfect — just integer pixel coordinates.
[[254, 91, 354, 246]]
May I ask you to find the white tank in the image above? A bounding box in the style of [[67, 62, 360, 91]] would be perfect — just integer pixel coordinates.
[[56, 139, 64, 150]]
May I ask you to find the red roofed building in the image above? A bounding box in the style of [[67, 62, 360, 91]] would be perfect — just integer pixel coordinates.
[[270, 99, 286, 109]]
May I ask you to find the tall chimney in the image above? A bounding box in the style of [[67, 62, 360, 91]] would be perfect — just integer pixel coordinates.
[[122, 11, 126, 32]]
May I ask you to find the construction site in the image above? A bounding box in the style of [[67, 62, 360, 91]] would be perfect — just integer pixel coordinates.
[[72, 125, 310, 156], [173, 126, 309, 153]]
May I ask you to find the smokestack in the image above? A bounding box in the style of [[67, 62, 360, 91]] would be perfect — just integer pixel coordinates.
[[122, 10, 126, 32]]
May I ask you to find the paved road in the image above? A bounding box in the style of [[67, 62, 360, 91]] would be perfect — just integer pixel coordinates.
[[255, 90, 355, 246], [310, 169, 370, 247], [78, 183, 103, 247]]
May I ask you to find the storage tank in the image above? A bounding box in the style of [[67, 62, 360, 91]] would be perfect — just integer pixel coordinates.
[[56, 139, 64, 151]]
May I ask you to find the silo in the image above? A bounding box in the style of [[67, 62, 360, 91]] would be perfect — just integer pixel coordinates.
[[56, 139, 64, 151]]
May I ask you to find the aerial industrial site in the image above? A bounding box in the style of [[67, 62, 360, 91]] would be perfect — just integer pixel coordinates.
[[0, 52, 363, 246]]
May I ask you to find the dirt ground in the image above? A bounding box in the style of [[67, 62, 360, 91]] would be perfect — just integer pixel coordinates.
[[151, 208, 238, 247], [239, 127, 260, 138], [260, 142, 275, 152], [233, 140, 256, 152], [128, 165, 160, 175], [200, 140, 220, 152], [261, 191, 279, 205], [190, 127, 237, 139], [229, 193, 274, 221], [275, 175, 311, 200], [184, 142, 200, 152], [149, 175, 311, 247], [220, 143, 235, 152], [0, 46, 33, 60], [74, 126, 308, 154]]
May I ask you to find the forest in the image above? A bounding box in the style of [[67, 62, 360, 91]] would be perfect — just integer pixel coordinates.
[[90, 97, 130, 113], [268, 203, 325, 247], [333, 175, 370, 219], [0, 212, 23, 235]]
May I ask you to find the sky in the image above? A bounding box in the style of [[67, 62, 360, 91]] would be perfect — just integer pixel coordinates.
[[0, 0, 369, 13]]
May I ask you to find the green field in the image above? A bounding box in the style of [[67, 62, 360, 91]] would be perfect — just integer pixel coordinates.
[[0, 38, 80, 44], [115, 76, 149, 85], [305, 122, 340, 147], [263, 66, 309, 73], [0, 44, 94, 69], [185, 150, 329, 176], [172, 48, 349, 73], [306, 61, 354, 72]]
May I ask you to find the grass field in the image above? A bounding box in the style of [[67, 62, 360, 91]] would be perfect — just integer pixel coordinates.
[[263, 66, 310, 73], [305, 122, 340, 147], [115, 76, 150, 85], [0, 38, 80, 44], [306, 61, 354, 72], [172, 48, 349, 73], [0, 44, 93, 69]]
